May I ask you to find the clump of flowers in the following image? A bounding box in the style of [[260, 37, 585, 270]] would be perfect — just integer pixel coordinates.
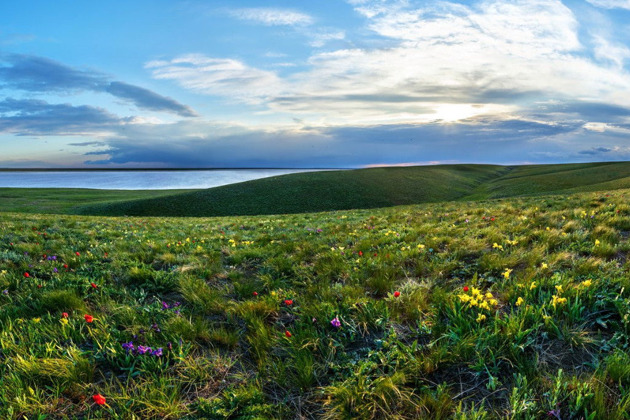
[[459, 287, 499, 311], [551, 285, 567, 309], [121, 341, 164, 357]]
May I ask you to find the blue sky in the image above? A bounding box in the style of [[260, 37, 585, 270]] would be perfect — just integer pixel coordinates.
[[1, 0, 629, 168]]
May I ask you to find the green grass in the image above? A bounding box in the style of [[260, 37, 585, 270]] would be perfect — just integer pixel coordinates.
[[0, 188, 191, 214], [3, 187, 630, 418], [4, 162, 630, 217], [73, 161, 630, 217]]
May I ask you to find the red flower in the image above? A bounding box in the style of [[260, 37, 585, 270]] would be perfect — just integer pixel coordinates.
[[63, 264, 68, 269], [463, 286, 469, 292], [284, 299, 293, 306], [91, 282, 98, 289], [24, 272, 30, 278], [252, 291, 258, 296], [393, 291, 401, 298], [358, 251, 363, 257], [84, 314, 94, 323], [62, 312, 69, 318], [285, 330, 292, 338], [75, 251, 80, 256], [92, 394, 106, 405]]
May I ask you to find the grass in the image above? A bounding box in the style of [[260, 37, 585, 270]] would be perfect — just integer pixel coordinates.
[[3, 186, 630, 418]]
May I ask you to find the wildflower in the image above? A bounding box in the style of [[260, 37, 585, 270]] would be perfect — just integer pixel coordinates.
[[463, 286, 469, 292], [33, 318, 41, 323], [551, 295, 567, 309], [476, 313, 487, 323], [161, 301, 170, 310], [479, 301, 490, 310], [122, 341, 134, 352], [60, 318, 68, 325], [502, 269, 513, 279], [393, 291, 401, 298], [530, 282, 538, 290], [541, 263, 548, 269], [330, 317, 341, 328], [284, 299, 293, 306], [459, 294, 471, 303], [152, 347, 163, 357], [63, 264, 68, 269], [84, 314, 94, 323], [285, 330, 292, 338], [485, 292, 493, 299], [24, 272, 30, 278], [75, 251, 80, 256], [555, 285, 563, 294], [580, 279, 593, 288], [90, 282, 98, 289], [92, 394, 106, 406], [62, 312, 69, 318], [516, 297, 524, 306], [137, 345, 150, 355], [492, 243, 504, 250], [595, 239, 600, 246], [489, 299, 498, 306], [253, 291, 258, 296]]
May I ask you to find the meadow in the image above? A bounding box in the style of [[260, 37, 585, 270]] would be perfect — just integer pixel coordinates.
[[2, 185, 630, 418]]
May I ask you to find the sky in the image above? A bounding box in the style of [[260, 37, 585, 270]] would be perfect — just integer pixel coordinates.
[[0, 0, 629, 168]]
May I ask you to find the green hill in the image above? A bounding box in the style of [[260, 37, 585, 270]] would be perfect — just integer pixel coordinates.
[[73, 161, 630, 217]]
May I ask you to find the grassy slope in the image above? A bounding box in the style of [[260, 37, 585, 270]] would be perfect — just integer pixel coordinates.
[[3, 190, 630, 418], [0, 188, 195, 214], [73, 165, 508, 217]]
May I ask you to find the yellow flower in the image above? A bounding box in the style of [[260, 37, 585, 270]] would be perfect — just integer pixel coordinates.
[[580, 279, 592, 288], [485, 292, 494, 299], [595, 239, 600, 246], [551, 295, 567, 309], [60, 318, 69, 325], [479, 301, 490, 310], [502, 268, 513, 279], [546, 227, 550, 231], [529, 281, 538, 290], [33, 318, 41, 323], [543, 314, 551, 322], [492, 243, 503, 250], [471, 287, 482, 297], [541, 262, 548, 269], [470, 299, 479, 307], [476, 313, 487, 323], [417, 244, 425, 250], [459, 294, 471, 303], [489, 299, 498, 306], [515, 297, 524, 306], [555, 285, 563, 294]]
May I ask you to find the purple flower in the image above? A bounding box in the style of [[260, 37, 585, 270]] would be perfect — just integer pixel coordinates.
[[167, 342, 173, 350], [53, 267, 58, 273], [121, 341, 135, 352], [137, 345, 150, 355], [152, 347, 163, 357], [2, 289, 8, 295], [152, 323, 161, 333], [330, 316, 341, 328], [161, 301, 170, 310]]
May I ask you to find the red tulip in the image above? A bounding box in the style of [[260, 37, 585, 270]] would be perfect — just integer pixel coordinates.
[[92, 394, 106, 405], [393, 291, 401, 298], [24, 272, 30, 278], [463, 286, 469, 292], [252, 291, 258, 296], [285, 330, 292, 338], [84, 314, 94, 323], [284, 299, 293, 306], [62, 312, 69, 318], [63, 264, 68, 269], [90, 282, 98, 289], [75, 251, 80, 256]]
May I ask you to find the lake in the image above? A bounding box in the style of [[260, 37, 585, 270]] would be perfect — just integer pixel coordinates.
[[0, 169, 329, 190]]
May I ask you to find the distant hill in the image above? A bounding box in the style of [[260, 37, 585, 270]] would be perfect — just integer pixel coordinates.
[[68, 161, 630, 217]]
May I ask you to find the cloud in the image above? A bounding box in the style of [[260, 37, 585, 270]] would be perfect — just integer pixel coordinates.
[[146, 54, 282, 103], [105, 82, 197, 117], [229, 8, 314, 26], [0, 54, 196, 116], [585, 0, 630, 10], [579, 147, 613, 155], [150, 0, 630, 127], [309, 30, 346, 47], [0, 98, 124, 136]]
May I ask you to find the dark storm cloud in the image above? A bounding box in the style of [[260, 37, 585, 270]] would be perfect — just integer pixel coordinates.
[[0, 98, 122, 135], [531, 101, 630, 121], [84, 118, 580, 168], [0, 54, 196, 116], [579, 147, 613, 155]]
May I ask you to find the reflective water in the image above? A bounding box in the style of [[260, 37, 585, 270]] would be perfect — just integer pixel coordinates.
[[0, 169, 326, 190]]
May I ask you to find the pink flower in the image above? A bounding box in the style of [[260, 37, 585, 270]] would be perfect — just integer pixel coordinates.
[[330, 316, 341, 328]]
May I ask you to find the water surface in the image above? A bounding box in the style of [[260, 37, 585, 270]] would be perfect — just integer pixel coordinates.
[[0, 169, 326, 190]]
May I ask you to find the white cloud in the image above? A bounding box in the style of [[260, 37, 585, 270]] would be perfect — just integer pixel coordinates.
[[309, 30, 346, 48], [145, 54, 282, 104], [149, 0, 630, 127], [586, 0, 630, 10], [230, 8, 313, 26], [593, 35, 630, 68]]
